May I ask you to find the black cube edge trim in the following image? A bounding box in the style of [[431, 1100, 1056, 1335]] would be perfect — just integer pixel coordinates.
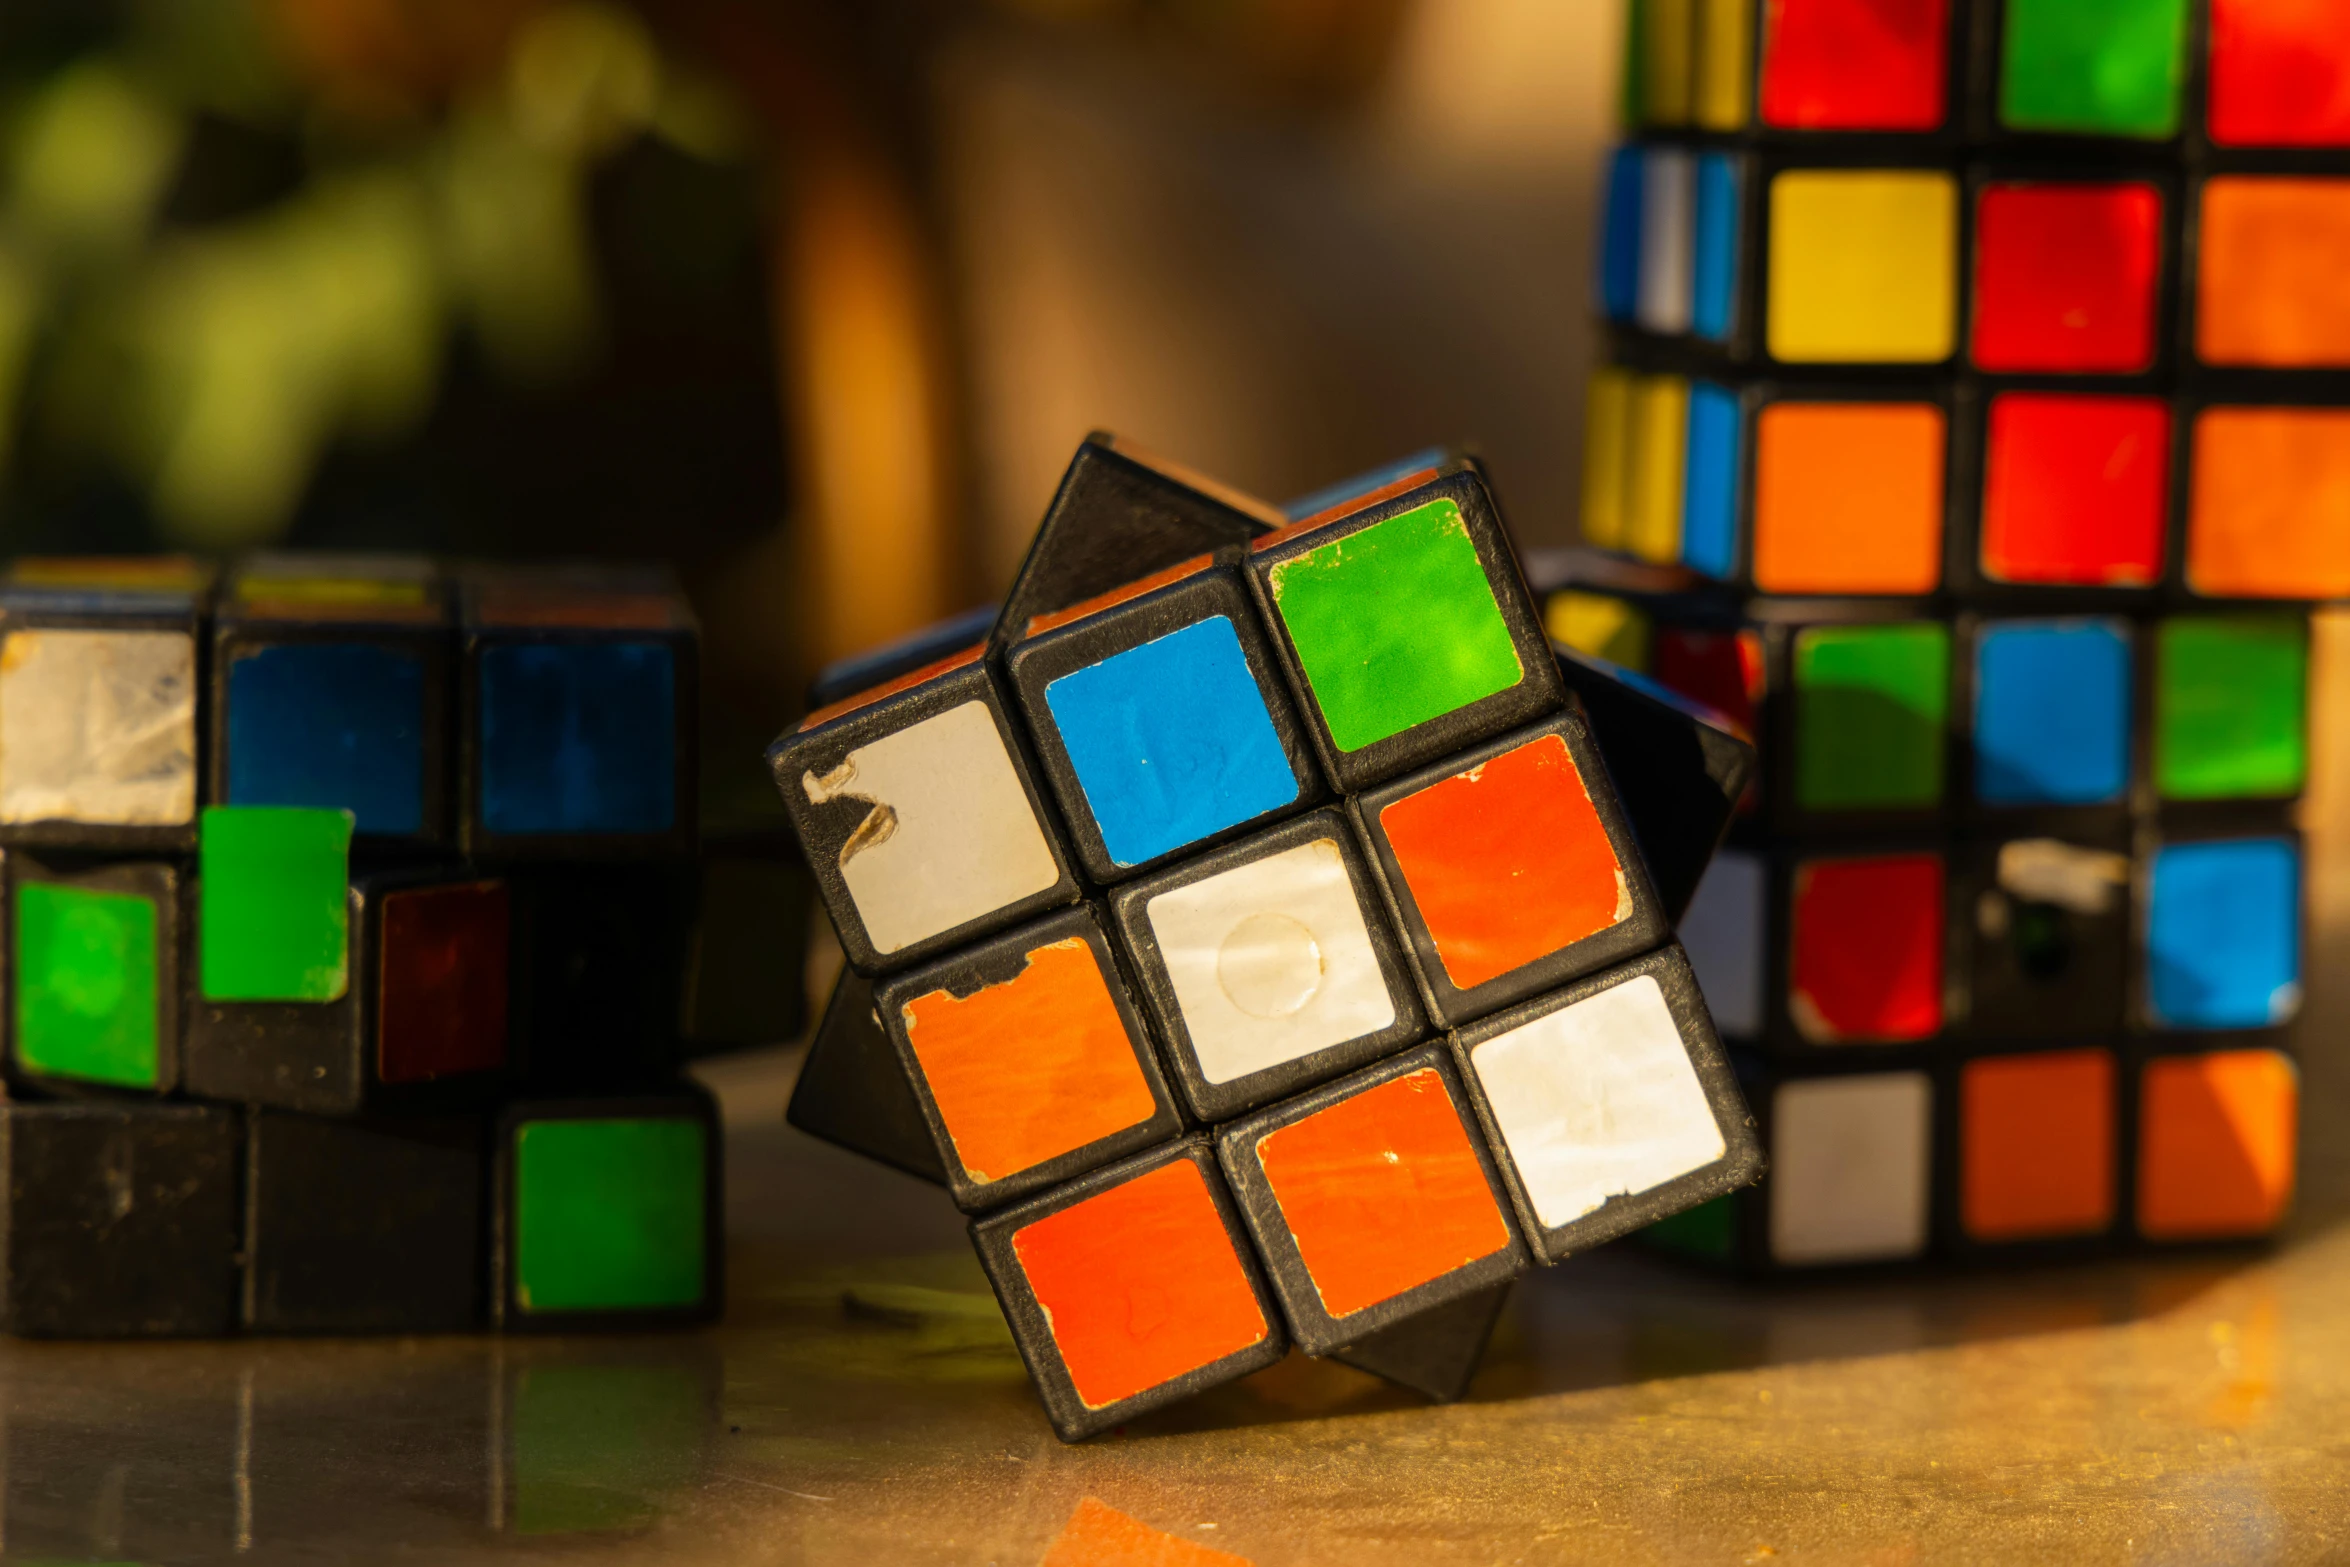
[[1214, 1043, 1530, 1357], [1104, 806, 1429, 1124], [969, 1137, 1290, 1443], [1448, 945, 1764, 1267], [873, 903, 1188, 1214], [1325, 1280, 1513, 1404], [783, 968, 950, 1187]]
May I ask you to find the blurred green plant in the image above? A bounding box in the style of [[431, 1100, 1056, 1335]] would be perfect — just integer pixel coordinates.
[[0, 0, 752, 549]]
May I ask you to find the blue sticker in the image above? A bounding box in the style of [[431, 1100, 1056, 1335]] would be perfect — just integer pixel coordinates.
[[1974, 620, 2131, 806], [1599, 145, 1645, 322], [1681, 382, 1741, 580], [480, 642, 675, 835], [1045, 616, 1299, 867], [227, 643, 425, 834], [2147, 838, 2300, 1030], [1692, 154, 1741, 342]]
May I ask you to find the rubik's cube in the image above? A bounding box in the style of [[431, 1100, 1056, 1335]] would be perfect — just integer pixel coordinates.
[[1568, 0, 2319, 1272], [778, 435, 1764, 1440], [0, 554, 721, 1338]]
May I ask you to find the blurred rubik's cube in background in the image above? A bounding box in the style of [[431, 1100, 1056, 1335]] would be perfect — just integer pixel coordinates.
[[0, 554, 752, 1339], [1564, 0, 2323, 1272], [780, 435, 1765, 1440]]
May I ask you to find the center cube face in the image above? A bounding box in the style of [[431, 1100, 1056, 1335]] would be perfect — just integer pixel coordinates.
[[0, 627, 197, 834], [1450, 945, 1760, 1265], [2142, 836, 2301, 1034], [1217, 1047, 1526, 1354], [1969, 179, 2164, 375], [197, 806, 353, 1004], [974, 1141, 1285, 1443], [10, 859, 179, 1093], [1109, 808, 1425, 1122], [1961, 834, 2131, 1039], [1997, 0, 2189, 140], [775, 655, 1078, 974], [2185, 406, 2350, 601], [500, 1099, 719, 1329], [1006, 565, 1318, 882], [874, 905, 1182, 1212], [1978, 393, 2171, 589], [223, 642, 429, 837], [1248, 473, 1561, 791], [1353, 714, 1666, 1027]]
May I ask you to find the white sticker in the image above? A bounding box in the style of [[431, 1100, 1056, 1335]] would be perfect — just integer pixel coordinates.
[[1471, 974, 1724, 1230], [1768, 1073, 1931, 1265], [1148, 837, 1394, 1085], [804, 701, 1059, 954], [0, 630, 197, 826]]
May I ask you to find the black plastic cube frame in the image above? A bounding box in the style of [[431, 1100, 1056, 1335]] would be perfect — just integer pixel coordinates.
[[183, 866, 513, 1117], [1245, 464, 1566, 793], [506, 862, 690, 1093], [1215, 1043, 1530, 1357], [1106, 806, 1426, 1123], [969, 1136, 1289, 1443], [771, 652, 1080, 976], [991, 432, 1285, 654], [0, 1099, 242, 1337], [1936, 1041, 2127, 1265], [0, 585, 206, 855], [243, 1110, 485, 1334], [1004, 557, 1326, 883], [1449, 944, 1764, 1266], [4, 853, 185, 1097], [1328, 1281, 1512, 1403], [1350, 709, 1671, 1029], [208, 595, 456, 852], [490, 1088, 725, 1334], [785, 966, 948, 1186], [874, 902, 1186, 1213], [1952, 827, 2132, 1042]]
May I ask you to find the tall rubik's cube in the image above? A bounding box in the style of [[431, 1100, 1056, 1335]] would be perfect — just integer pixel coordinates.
[[1565, 0, 2322, 1272], [777, 435, 1763, 1440]]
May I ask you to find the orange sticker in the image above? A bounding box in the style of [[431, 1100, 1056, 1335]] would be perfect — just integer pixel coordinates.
[[2186, 407, 2350, 599], [1012, 1159, 1269, 1409], [1256, 1068, 1509, 1318], [1751, 402, 1945, 595], [2197, 177, 2350, 367], [2137, 1051, 2298, 1240], [1379, 733, 1628, 991], [901, 937, 1154, 1184], [1960, 1050, 2114, 1241]]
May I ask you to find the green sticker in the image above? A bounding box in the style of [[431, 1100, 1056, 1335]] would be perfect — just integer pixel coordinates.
[[1269, 499, 1524, 753], [514, 1117, 708, 1314], [199, 806, 352, 1002], [1793, 623, 1949, 812], [1999, 0, 2187, 139], [16, 881, 159, 1088], [2156, 617, 2307, 801]]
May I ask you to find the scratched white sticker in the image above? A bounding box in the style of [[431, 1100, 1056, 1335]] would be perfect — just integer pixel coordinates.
[[803, 701, 1058, 954], [0, 630, 197, 826]]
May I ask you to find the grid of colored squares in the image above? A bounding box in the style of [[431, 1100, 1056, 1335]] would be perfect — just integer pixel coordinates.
[[1582, 380, 2350, 602], [1625, 0, 2350, 146], [1658, 1046, 2296, 1270]]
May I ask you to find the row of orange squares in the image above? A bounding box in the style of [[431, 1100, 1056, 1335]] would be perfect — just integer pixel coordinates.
[[1587, 376, 2350, 599]]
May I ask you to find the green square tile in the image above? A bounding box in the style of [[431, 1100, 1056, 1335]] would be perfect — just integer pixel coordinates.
[[198, 806, 352, 1002], [1999, 0, 2187, 138], [15, 881, 159, 1088], [2156, 618, 2307, 800], [514, 1117, 708, 1314], [1793, 624, 1949, 811], [510, 1365, 703, 1534], [1267, 498, 1525, 753]]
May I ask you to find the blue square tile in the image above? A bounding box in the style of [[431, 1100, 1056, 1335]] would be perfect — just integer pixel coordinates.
[[1599, 145, 1644, 322], [1043, 616, 1300, 868], [1974, 619, 2131, 805], [480, 642, 676, 835], [1692, 153, 1741, 342], [2147, 838, 2300, 1030], [226, 643, 425, 834], [1681, 382, 1741, 580]]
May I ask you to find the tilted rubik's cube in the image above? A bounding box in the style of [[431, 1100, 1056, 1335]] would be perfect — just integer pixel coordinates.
[[778, 435, 1764, 1440], [1564, 0, 2321, 1271], [0, 554, 722, 1338]]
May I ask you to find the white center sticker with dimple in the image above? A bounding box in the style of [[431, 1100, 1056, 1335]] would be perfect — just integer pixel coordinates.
[[1470, 974, 1724, 1230], [1147, 837, 1393, 1084]]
